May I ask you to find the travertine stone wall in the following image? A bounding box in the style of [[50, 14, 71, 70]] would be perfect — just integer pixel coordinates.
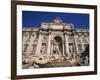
[[22, 18, 89, 62]]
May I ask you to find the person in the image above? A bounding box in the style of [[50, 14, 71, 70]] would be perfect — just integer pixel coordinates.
[[41, 45, 46, 55], [53, 43, 62, 60]]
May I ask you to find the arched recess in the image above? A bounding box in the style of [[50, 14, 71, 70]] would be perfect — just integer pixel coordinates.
[[52, 36, 63, 55]]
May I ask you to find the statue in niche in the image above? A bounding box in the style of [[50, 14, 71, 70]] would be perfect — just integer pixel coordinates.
[[52, 41, 61, 59], [40, 43, 46, 55], [69, 43, 76, 60], [69, 44, 74, 53]]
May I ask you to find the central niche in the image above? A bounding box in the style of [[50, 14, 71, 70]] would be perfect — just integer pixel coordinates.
[[52, 36, 63, 56]]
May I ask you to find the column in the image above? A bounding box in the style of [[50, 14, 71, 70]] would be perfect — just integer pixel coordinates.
[[35, 31, 42, 55], [50, 40, 53, 57], [81, 35, 84, 52], [73, 34, 78, 57], [62, 40, 65, 56], [64, 32, 69, 57], [47, 31, 51, 56]]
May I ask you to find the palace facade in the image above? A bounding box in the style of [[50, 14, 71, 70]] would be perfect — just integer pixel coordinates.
[[22, 17, 89, 68]]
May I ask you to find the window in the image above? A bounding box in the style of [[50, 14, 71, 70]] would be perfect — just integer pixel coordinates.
[[82, 36, 87, 43], [68, 35, 74, 42], [31, 44, 37, 54], [76, 35, 81, 43], [84, 44, 88, 50], [31, 33, 36, 40], [24, 32, 29, 37], [31, 33, 35, 37], [23, 44, 29, 52], [23, 32, 30, 42]]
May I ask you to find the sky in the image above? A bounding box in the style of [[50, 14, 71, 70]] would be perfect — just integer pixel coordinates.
[[22, 11, 89, 29]]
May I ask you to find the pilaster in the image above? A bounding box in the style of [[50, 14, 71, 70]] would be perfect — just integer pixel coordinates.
[[64, 31, 69, 57]]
